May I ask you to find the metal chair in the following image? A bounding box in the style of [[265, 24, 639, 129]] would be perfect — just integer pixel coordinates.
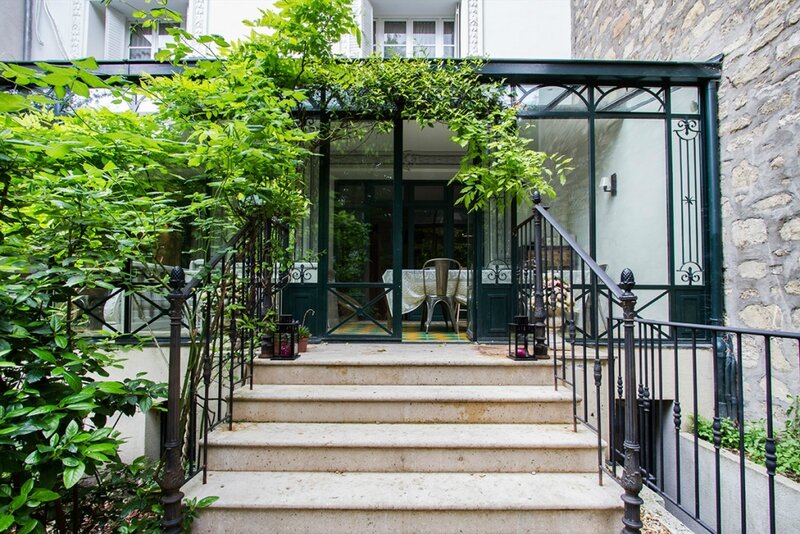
[[420, 258, 462, 334]]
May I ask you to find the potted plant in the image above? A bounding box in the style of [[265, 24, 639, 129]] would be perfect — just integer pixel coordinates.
[[298, 325, 311, 352], [298, 309, 315, 352]]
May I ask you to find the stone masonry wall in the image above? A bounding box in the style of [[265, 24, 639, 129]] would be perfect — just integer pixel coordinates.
[[572, 0, 800, 419]]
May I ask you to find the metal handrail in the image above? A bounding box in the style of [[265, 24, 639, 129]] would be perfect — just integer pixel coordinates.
[[160, 214, 289, 532], [513, 191, 800, 534], [516, 202, 624, 300], [636, 317, 800, 339]]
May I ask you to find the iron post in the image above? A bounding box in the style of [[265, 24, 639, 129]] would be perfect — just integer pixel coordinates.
[[161, 267, 186, 533], [619, 268, 642, 534], [532, 191, 548, 357], [260, 220, 275, 358]]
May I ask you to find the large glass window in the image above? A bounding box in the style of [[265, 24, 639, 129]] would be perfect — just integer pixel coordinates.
[[128, 22, 179, 60], [412, 21, 436, 57], [443, 21, 455, 58], [383, 21, 407, 57], [377, 19, 456, 58]]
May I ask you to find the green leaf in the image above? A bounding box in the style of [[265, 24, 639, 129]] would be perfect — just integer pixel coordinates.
[[65, 274, 85, 287], [27, 405, 56, 416], [21, 479, 33, 497], [29, 489, 60, 503], [63, 462, 85, 489], [18, 518, 38, 534], [64, 420, 79, 440], [97, 381, 126, 395], [71, 80, 90, 98], [85, 443, 117, 454], [30, 348, 55, 363], [62, 371, 81, 391], [0, 92, 27, 113], [195, 495, 219, 508], [64, 402, 96, 412], [73, 57, 99, 70], [44, 144, 70, 159], [0, 515, 13, 531], [54, 335, 68, 349], [42, 72, 72, 87]]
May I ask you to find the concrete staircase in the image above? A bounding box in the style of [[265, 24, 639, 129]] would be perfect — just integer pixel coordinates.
[[183, 344, 623, 533]]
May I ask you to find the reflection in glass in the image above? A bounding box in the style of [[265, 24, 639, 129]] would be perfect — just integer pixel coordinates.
[[670, 87, 700, 115], [383, 21, 407, 58], [519, 118, 590, 250]]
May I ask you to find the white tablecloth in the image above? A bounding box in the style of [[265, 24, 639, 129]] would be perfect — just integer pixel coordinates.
[[382, 270, 470, 315]]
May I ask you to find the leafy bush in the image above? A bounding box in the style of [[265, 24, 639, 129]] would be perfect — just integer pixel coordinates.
[[692, 397, 800, 482]]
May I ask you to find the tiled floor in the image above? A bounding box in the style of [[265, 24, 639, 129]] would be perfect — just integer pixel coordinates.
[[331, 321, 469, 342]]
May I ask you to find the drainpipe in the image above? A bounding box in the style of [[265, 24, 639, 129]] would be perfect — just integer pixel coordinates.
[[704, 76, 732, 417], [23, 0, 33, 60]]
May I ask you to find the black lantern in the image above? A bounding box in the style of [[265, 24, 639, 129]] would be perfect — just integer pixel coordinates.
[[508, 315, 534, 360], [271, 314, 300, 360]]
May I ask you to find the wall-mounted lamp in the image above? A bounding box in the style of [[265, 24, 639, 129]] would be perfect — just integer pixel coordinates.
[[600, 173, 617, 196]]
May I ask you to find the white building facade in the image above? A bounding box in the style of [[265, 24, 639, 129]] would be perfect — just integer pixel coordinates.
[[1, 0, 572, 62]]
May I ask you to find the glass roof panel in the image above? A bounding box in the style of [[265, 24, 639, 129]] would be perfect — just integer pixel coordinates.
[[512, 85, 588, 113], [595, 86, 665, 113]]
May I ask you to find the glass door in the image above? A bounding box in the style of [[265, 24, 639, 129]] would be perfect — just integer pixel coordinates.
[[325, 122, 401, 339], [402, 182, 471, 337]]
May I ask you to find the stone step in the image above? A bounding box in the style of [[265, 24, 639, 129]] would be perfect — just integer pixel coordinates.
[[205, 422, 599, 473], [232, 385, 578, 424], [185, 471, 623, 534], [254, 358, 554, 386], [254, 343, 554, 386]]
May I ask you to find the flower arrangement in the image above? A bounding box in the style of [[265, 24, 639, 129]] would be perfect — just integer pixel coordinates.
[[544, 275, 573, 316]]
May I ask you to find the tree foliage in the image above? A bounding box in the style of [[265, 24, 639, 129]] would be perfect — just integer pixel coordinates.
[[0, 0, 571, 530]]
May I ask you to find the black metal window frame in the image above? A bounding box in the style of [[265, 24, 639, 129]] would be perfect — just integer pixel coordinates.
[[509, 80, 713, 327]]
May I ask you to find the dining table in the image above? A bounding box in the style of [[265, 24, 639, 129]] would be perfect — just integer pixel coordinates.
[[381, 269, 470, 316]]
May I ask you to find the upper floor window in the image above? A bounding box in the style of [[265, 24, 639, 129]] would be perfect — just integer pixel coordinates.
[[128, 22, 180, 60], [375, 19, 456, 58]]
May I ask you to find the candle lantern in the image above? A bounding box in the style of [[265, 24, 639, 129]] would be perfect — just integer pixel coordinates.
[[508, 315, 534, 360], [271, 314, 300, 360]]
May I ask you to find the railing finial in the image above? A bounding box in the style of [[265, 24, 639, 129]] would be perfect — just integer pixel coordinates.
[[620, 268, 635, 293], [532, 190, 542, 205], [169, 266, 186, 292]]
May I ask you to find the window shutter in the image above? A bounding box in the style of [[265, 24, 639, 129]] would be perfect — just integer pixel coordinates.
[[360, 0, 374, 56], [104, 7, 125, 60]]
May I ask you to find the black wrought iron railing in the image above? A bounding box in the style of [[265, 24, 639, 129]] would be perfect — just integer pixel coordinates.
[[160, 216, 290, 533], [512, 192, 800, 534]]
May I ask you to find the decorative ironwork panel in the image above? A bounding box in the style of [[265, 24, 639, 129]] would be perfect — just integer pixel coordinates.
[[672, 119, 704, 286]]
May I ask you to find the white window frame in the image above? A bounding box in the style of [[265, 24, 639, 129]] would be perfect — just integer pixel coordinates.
[[126, 21, 181, 60], [375, 19, 457, 59]]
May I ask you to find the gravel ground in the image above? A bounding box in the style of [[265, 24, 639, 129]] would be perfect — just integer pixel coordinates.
[[640, 485, 694, 534]]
